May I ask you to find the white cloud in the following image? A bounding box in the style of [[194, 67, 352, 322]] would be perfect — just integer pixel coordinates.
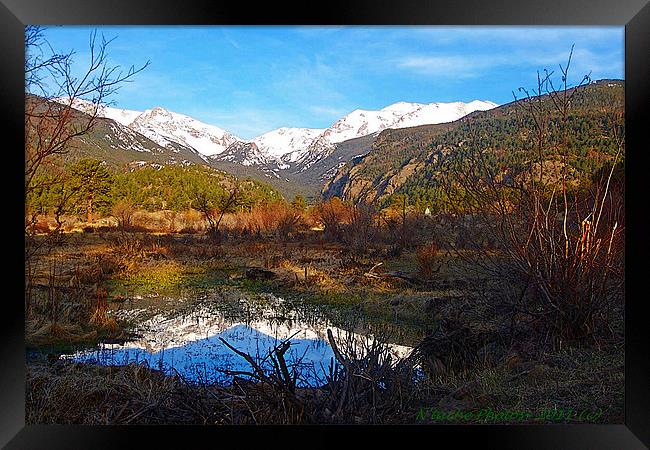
[[407, 26, 623, 46], [396, 46, 622, 81], [396, 55, 509, 78]]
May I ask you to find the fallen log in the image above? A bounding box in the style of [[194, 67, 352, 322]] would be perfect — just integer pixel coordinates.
[[363, 262, 383, 277], [363, 269, 421, 285]]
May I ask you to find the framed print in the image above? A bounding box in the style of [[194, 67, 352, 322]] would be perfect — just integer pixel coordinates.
[[2, 0, 649, 447]]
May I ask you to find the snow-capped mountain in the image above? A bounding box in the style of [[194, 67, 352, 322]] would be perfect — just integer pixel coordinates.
[[54, 98, 242, 160], [227, 99, 498, 172], [56, 97, 497, 175], [286, 99, 498, 171], [252, 127, 326, 163], [128, 107, 241, 158], [39, 97, 206, 167], [394, 100, 498, 128]]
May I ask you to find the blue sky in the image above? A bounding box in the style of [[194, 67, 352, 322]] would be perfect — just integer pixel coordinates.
[[38, 26, 624, 139]]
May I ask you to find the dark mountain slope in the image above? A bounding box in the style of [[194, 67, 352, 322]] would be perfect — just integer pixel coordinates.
[[323, 79, 624, 207]]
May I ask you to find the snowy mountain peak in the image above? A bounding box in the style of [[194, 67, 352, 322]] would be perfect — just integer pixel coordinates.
[[141, 106, 169, 117], [252, 127, 326, 163], [56, 97, 241, 157], [128, 108, 241, 157], [468, 100, 498, 108]]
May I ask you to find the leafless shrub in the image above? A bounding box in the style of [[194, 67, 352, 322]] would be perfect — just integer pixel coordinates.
[[341, 202, 378, 256], [224, 202, 306, 239], [416, 242, 440, 279], [439, 49, 624, 343], [316, 197, 350, 241], [182, 208, 206, 233], [214, 328, 426, 424], [275, 208, 304, 240], [319, 329, 425, 423], [380, 212, 422, 256], [88, 287, 117, 331], [315, 198, 379, 256], [112, 200, 135, 230], [192, 185, 240, 238]]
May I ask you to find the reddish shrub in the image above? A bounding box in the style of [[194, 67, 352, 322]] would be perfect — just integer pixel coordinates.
[[416, 242, 439, 279]]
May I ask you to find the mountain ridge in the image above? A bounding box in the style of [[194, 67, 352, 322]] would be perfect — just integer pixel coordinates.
[[56, 97, 498, 172], [322, 79, 625, 207]]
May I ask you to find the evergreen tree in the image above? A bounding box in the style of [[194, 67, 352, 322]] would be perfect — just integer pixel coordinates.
[[68, 159, 114, 223]]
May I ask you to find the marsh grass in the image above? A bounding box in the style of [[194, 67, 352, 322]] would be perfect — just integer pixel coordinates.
[[25, 230, 623, 425], [26, 323, 622, 425]]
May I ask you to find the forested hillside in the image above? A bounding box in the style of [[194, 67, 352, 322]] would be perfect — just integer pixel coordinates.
[[323, 79, 624, 210], [26, 162, 283, 219]]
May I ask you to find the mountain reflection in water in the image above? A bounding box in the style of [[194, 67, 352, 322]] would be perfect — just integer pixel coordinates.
[[63, 296, 413, 387]]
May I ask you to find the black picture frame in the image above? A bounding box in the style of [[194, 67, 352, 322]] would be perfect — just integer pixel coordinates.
[[2, 0, 648, 447]]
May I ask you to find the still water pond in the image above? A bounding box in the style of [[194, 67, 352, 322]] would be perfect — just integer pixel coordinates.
[[62, 288, 414, 387]]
